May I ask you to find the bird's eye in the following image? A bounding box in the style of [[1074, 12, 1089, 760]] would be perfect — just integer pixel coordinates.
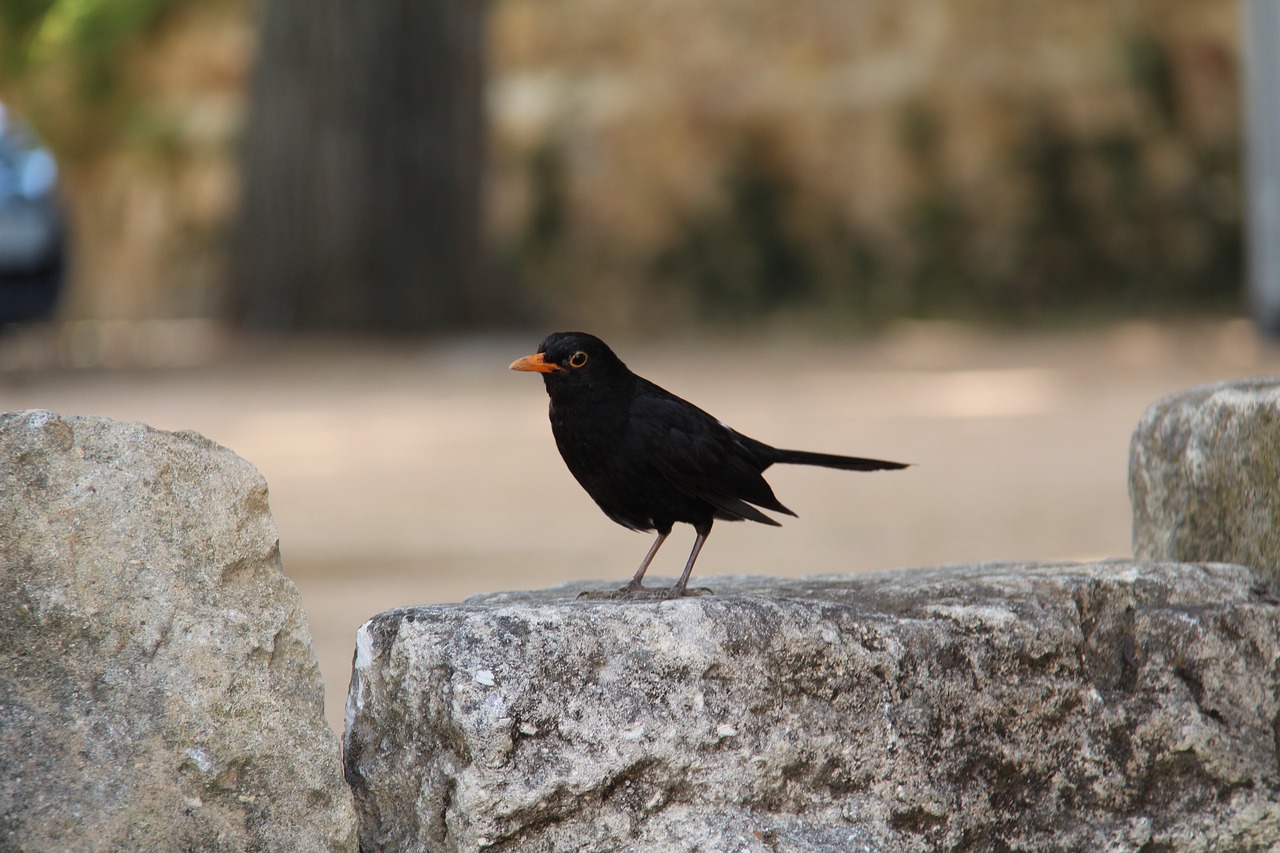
[[568, 351, 588, 368]]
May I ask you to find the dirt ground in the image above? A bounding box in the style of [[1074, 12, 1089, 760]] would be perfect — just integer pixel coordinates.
[[2, 319, 1273, 734]]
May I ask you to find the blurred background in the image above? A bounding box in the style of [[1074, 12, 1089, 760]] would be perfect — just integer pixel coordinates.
[[1, 0, 1274, 732]]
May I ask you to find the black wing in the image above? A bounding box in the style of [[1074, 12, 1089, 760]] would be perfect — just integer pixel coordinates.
[[628, 380, 795, 526]]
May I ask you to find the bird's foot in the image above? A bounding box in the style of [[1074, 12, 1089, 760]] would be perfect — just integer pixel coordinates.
[[577, 583, 714, 601]]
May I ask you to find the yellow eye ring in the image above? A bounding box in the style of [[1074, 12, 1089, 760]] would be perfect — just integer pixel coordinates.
[[568, 351, 588, 368]]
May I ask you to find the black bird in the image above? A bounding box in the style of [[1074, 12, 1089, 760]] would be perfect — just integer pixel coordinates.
[[510, 332, 908, 599]]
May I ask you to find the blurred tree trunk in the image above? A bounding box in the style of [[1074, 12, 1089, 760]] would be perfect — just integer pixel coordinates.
[[232, 0, 494, 332]]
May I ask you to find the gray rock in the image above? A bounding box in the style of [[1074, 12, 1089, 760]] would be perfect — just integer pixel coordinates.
[[0, 410, 357, 852], [1130, 378, 1280, 580], [344, 562, 1280, 852]]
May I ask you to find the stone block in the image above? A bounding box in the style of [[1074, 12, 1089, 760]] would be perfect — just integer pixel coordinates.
[[1130, 378, 1280, 580], [0, 410, 357, 851], [344, 562, 1280, 851]]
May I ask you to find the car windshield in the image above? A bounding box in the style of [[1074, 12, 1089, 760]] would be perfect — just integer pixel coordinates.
[[0, 104, 58, 202]]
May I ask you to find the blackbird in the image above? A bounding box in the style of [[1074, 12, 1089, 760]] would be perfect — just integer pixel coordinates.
[[510, 332, 908, 599]]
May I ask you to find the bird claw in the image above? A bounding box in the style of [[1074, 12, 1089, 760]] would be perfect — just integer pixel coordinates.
[[577, 584, 714, 601]]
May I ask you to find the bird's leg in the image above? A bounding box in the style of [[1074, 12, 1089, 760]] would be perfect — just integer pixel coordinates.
[[667, 526, 713, 597], [577, 527, 714, 601], [622, 530, 669, 591], [578, 530, 671, 600]]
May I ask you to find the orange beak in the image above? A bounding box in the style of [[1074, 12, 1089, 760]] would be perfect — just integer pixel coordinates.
[[509, 352, 560, 374]]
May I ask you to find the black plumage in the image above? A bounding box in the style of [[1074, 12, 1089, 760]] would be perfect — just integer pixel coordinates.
[[510, 332, 908, 598]]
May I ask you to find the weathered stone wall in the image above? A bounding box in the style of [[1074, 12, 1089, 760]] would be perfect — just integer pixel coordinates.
[[491, 0, 1241, 324], [493, 0, 1239, 239]]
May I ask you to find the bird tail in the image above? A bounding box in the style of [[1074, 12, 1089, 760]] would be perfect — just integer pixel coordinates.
[[770, 448, 909, 472]]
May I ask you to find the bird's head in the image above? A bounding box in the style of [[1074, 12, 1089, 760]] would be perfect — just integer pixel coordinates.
[[509, 332, 631, 395]]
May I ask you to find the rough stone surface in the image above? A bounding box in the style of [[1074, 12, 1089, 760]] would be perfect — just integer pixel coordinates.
[[1130, 378, 1280, 581], [344, 562, 1280, 852], [0, 410, 357, 851]]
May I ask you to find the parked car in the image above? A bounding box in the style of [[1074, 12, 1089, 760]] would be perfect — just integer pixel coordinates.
[[0, 103, 65, 324]]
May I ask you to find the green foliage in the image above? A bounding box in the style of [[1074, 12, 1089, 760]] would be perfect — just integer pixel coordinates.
[[992, 28, 1242, 320], [2, 0, 178, 77], [896, 100, 980, 318], [521, 140, 569, 263], [0, 0, 190, 147], [653, 133, 815, 323], [1125, 31, 1179, 130]]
